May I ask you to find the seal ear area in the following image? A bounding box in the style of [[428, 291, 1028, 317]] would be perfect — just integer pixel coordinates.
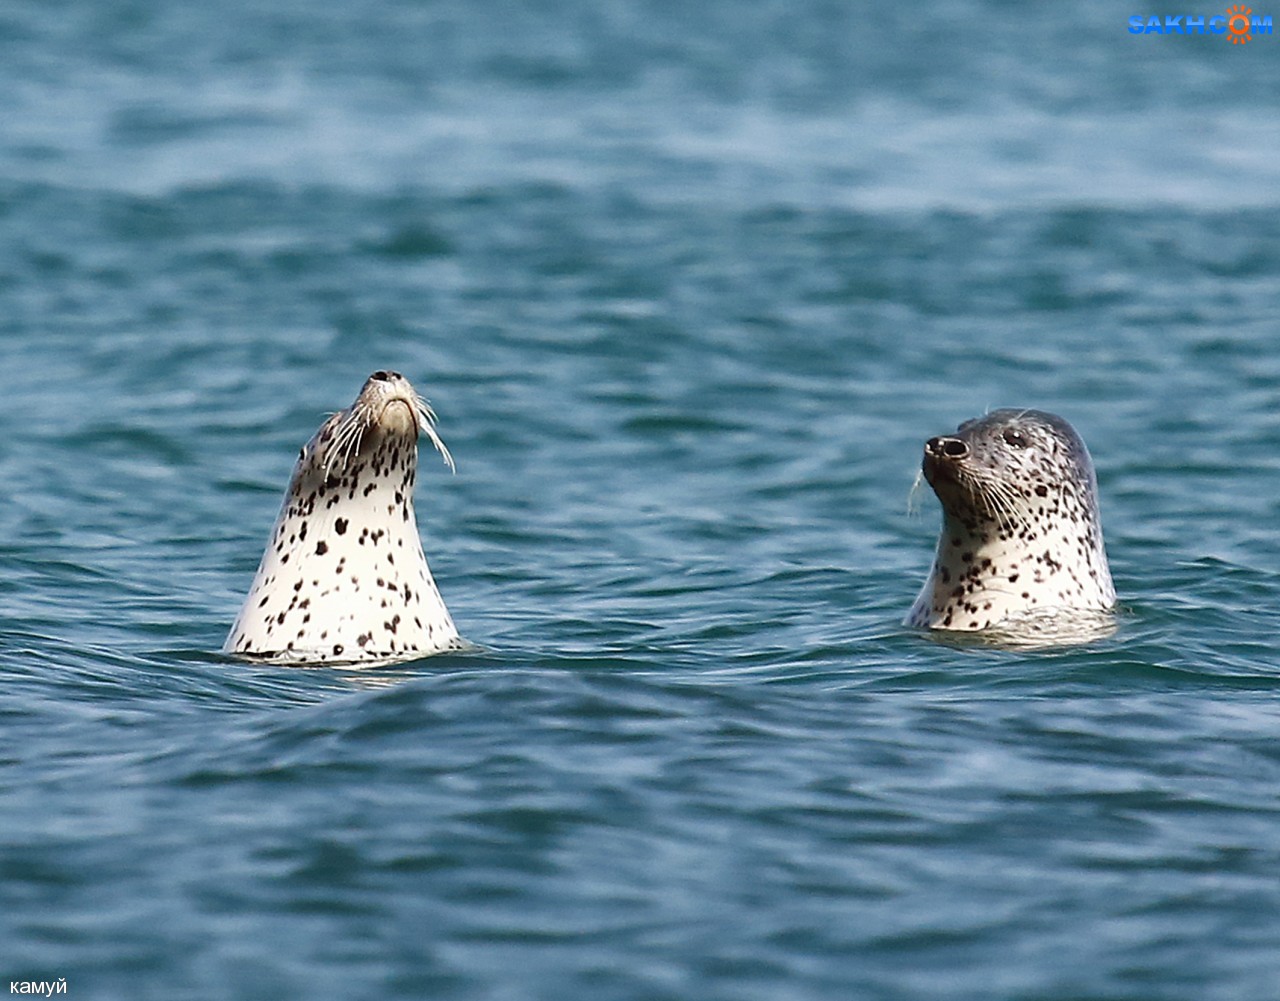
[[284, 411, 344, 484], [1011, 410, 1096, 467]]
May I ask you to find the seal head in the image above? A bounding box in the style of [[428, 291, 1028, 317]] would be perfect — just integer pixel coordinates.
[[224, 370, 462, 664], [906, 408, 1116, 635]]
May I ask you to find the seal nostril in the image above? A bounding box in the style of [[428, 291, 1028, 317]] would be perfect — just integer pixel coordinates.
[[371, 370, 392, 381], [927, 436, 968, 459]]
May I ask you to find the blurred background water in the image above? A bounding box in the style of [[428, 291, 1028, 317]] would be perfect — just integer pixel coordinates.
[[2, 1, 1280, 998]]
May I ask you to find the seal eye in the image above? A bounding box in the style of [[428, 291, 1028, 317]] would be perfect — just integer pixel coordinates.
[[1002, 429, 1029, 448]]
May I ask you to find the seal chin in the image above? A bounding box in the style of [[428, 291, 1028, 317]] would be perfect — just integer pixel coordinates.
[[920, 454, 979, 514], [378, 398, 418, 436], [921, 453, 955, 487]]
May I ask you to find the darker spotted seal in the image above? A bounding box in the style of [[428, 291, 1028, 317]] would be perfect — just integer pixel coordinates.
[[224, 370, 463, 664], [906, 408, 1116, 634]]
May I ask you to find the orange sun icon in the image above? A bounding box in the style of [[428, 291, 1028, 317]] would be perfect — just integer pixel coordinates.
[[1226, 4, 1253, 43]]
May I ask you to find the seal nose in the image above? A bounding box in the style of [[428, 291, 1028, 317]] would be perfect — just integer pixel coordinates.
[[926, 435, 969, 460], [370, 370, 402, 382]]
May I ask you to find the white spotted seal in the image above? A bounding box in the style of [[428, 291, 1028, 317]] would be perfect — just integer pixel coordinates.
[[906, 408, 1116, 635], [224, 370, 462, 664]]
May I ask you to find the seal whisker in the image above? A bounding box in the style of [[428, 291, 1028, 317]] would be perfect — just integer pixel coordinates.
[[906, 469, 927, 515], [323, 411, 368, 480], [980, 479, 1022, 527], [414, 396, 455, 474], [958, 469, 1026, 531]]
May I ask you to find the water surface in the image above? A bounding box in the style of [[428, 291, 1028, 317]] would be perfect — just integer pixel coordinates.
[[3, 2, 1280, 998]]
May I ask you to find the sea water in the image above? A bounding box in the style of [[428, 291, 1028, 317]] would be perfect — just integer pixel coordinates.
[[2, 2, 1279, 998]]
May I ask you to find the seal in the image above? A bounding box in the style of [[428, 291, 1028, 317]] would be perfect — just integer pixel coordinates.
[[224, 370, 463, 664], [906, 408, 1116, 634]]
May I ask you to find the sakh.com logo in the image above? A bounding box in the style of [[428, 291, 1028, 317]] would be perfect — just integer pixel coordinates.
[[1129, 5, 1273, 42]]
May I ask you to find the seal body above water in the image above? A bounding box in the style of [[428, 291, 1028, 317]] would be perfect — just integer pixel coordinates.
[[906, 408, 1116, 634], [224, 371, 462, 665]]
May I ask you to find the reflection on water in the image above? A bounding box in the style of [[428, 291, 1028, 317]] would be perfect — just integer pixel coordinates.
[[919, 609, 1121, 652]]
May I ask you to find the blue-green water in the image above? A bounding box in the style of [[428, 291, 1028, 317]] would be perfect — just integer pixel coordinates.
[[4, 2, 1280, 998]]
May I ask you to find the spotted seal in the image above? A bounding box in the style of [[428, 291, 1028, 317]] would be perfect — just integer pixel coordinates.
[[224, 370, 462, 664], [906, 408, 1116, 634]]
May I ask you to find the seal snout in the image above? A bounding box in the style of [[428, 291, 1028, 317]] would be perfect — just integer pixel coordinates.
[[922, 434, 969, 486], [925, 435, 969, 460], [361, 371, 418, 433]]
